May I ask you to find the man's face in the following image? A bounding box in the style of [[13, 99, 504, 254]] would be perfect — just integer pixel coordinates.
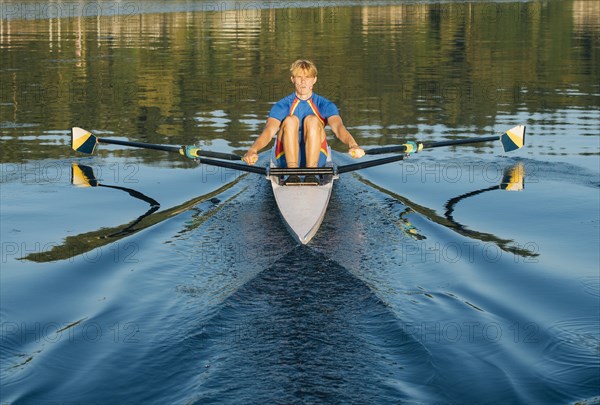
[[291, 70, 317, 98]]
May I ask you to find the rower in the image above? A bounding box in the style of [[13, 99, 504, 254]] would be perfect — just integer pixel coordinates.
[[242, 59, 365, 182]]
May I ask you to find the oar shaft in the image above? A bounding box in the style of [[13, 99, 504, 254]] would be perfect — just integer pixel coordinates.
[[365, 135, 501, 156], [422, 135, 499, 149], [99, 137, 265, 174], [337, 154, 405, 174], [96, 137, 243, 161], [365, 145, 409, 155], [97, 137, 181, 153], [198, 157, 267, 175]]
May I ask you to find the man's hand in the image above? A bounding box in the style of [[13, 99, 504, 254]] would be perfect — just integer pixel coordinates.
[[242, 150, 259, 165], [349, 145, 365, 158]]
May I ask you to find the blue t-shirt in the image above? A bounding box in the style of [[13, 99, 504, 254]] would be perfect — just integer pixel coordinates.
[[269, 92, 339, 127]]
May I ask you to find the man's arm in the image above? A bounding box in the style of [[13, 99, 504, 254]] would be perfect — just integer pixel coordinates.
[[242, 118, 281, 164], [328, 115, 365, 158]]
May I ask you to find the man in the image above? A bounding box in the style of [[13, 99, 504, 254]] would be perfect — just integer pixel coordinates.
[[242, 60, 365, 174]]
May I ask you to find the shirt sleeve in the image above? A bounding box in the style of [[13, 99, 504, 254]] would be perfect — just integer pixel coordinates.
[[317, 96, 339, 118], [268, 96, 291, 121]]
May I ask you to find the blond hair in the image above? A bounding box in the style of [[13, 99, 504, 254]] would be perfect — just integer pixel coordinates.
[[290, 59, 317, 77]]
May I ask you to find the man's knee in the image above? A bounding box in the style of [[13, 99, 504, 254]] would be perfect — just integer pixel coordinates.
[[304, 115, 321, 128], [304, 115, 325, 141], [282, 115, 299, 130]]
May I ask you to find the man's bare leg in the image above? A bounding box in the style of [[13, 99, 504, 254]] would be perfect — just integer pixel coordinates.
[[304, 115, 326, 168], [280, 115, 300, 168]]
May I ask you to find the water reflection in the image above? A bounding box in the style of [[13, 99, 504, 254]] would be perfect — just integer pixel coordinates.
[[444, 161, 525, 219], [573, 0, 600, 31], [360, 162, 537, 258], [21, 163, 242, 262], [1, 1, 598, 165], [71, 163, 160, 237]]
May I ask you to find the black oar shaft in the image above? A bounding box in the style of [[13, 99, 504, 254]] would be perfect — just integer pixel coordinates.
[[96, 137, 243, 161], [95, 136, 261, 174], [422, 135, 499, 149], [365, 145, 409, 155], [365, 135, 501, 156], [198, 158, 267, 175], [189, 150, 243, 160], [337, 154, 405, 174], [97, 137, 181, 153]]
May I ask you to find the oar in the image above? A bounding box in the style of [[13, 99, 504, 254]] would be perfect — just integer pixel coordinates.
[[337, 125, 525, 174], [71, 127, 267, 175], [365, 125, 525, 155], [337, 154, 406, 174]]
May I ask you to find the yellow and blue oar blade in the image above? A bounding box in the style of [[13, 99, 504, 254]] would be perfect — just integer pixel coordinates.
[[71, 163, 99, 187], [501, 125, 526, 152], [500, 162, 525, 191], [71, 127, 98, 155]]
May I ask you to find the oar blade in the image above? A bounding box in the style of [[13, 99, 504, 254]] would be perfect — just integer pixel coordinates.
[[71, 163, 99, 187], [500, 125, 526, 152], [71, 127, 98, 154]]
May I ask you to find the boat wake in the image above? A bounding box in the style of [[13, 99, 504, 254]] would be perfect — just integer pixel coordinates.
[[181, 245, 440, 404]]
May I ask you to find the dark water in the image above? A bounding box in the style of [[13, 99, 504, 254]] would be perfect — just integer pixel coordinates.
[[1, 1, 599, 404]]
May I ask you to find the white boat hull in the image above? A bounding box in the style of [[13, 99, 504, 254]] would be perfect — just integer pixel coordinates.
[[271, 179, 333, 244], [269, 146, 335, 244]]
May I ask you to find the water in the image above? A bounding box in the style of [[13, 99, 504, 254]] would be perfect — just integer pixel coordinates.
[[1, 1, 599, 404]]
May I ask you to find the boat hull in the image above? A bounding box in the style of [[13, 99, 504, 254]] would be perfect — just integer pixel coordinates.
[[269, 145, 335, 244], [271, 179, 333, 244]]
